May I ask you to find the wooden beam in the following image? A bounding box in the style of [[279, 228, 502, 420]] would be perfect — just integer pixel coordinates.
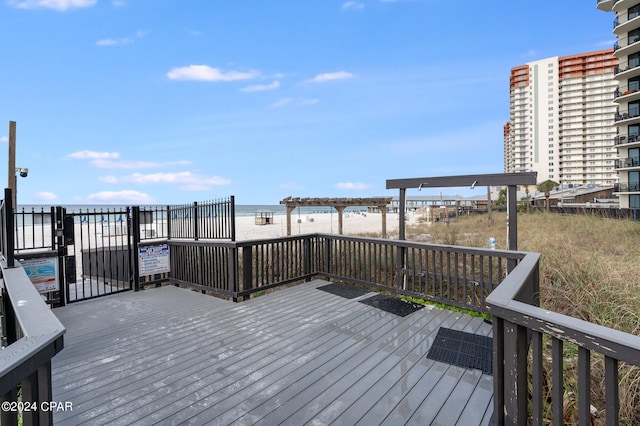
[[387, 172, 537, 190]]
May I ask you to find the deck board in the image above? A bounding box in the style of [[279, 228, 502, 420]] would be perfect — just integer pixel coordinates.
[[52, 280, 494, 425]]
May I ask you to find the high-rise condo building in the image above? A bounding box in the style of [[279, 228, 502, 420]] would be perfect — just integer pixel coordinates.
[[598, 0, 640, 209], [505, 50, 619, 190]]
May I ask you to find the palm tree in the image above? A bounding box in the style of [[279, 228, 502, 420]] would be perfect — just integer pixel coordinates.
[[537, 180, 559, 211]]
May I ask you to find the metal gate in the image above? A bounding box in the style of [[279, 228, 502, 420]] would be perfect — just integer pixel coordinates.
[[63, 208, 134, 303]]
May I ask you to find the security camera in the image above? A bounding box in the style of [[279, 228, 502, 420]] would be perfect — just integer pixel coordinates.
[[17, 168, 28, 178]]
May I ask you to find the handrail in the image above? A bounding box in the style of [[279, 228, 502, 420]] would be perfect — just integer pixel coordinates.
[[487, 252, 640, 424], [0, 259, 65, 425]]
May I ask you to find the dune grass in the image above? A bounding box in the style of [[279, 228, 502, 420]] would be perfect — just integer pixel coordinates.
[[403, 211, 640, 423]]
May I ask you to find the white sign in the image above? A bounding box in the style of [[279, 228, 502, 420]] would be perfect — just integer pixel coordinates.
[[20, 257, 59, 294], [139, 244, 170, 276]]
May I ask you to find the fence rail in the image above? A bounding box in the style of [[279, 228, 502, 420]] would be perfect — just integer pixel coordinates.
[[0, 190, 65, 426], [165, 234, 640, 424]]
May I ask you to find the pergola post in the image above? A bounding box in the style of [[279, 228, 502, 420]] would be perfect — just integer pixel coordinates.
[[285, 205, 295, 236], [398, 188, 406, 240], [335, 206, 345, 235], [507, 185, 518, 272], [380, 203, 388, 238], [279, 197, 393, 237]]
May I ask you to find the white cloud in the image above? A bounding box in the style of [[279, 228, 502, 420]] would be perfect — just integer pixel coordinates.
[[90, 159, 191, 169], [271, 98, 294, 108], [335, 182, 372, 190], [35, 192, 57, 201], [8, 0, 96, 11], [342, 1, 364, 10], [308, 71, 354, 83], [167, 65, 260, 82], [280, 181, 305, 191], [0, 136, 7, 143], [112, 0, 125, 6], [271, 98, 319, 108], [240, 81, 280, 93], [67, 150, 120, 160], [108, 171, 231, 191], [300, 98, 319, 106], [97, 30, 146, 47], [98, 176, 119, 183], [87, 190, 155, 204]]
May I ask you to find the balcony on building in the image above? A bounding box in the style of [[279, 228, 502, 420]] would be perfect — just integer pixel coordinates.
[[614, 106, 640, 123], [615, 156, 640, 168], [613, 33, 640, 58], [614, 181, 640, 192], [612, 0, 639, 13], [614, 59, 640, 78], [613, 7, 640, 33], [596, 0, 614, 12], [614, 133, 640, 146], [614, 84, 640, 102]]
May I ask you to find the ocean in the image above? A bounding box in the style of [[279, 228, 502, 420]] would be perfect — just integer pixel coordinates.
[[17, 204, 370, 218]]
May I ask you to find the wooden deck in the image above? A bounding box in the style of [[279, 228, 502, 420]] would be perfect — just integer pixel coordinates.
[[51, 280, 494, 425]]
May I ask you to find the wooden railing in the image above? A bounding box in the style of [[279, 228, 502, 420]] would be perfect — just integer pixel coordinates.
[[487, 251, 640, 425], [0, 190, 65, 426], [168, 233, 523, 310], [166, 233, 640, 424]]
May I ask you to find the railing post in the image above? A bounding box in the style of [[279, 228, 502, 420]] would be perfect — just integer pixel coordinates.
[[21, 360, 53, 425], [323, 236, 332, 276], [498, 319, 528, 425], [241, 246, 253, 300], [492, 317, 505, 426], [230, 196, 236, 242], [56, 206, 67, 307], [193, 201, 199, 241], [166, 205, 172, 239], [131, 206, 141, 291], [4, 188, 15, 268], [303, 236, 312, 280], [0, 389, 18, 426]]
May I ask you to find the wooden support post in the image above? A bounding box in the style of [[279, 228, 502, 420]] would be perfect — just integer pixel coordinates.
[[380, 204, 387, 239], [335, 206, 345, 235], [8, 121, 16, 208], [507, 185, 517, 272], [285, 206, 295, 236]]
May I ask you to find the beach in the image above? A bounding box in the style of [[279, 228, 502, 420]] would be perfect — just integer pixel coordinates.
[[234, 211, 415, 240]]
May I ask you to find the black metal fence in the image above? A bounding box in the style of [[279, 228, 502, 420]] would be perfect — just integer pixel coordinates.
[[167, 197, 235, 240], [0, 189, 65, 425]]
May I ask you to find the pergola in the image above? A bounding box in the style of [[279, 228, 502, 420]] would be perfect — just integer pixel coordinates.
[[387, 172, 537, 272], [279, 197, 393, 237]]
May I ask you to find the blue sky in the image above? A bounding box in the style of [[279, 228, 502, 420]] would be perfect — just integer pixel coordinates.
[[0, 0, 614, 206]]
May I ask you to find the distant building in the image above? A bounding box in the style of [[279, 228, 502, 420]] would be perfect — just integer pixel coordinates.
[[597, 1, 640, 209], [505, 50, 619, 189]]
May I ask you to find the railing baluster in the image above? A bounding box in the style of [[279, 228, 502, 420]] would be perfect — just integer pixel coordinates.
[[605, 356, 619, 426], [531, 330, 543, 424], [552, 337, 564, 425], [578, 347, 591, 425]]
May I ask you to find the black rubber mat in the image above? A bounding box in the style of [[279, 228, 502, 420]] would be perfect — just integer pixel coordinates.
[[358, 294, 424, 317], [426, 327, 493, 375], [317, 283, 370, 299]]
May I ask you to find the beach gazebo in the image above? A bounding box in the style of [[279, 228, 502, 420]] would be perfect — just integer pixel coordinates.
[[279, 197, 392, 237], [254, 209, 274, 225]]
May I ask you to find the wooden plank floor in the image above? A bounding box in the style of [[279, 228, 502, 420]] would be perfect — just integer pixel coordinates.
[[51, 280, 494, 425]]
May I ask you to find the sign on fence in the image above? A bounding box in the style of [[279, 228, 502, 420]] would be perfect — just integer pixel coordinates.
[[19, 257, 59, 293], [139, 244, 170, 276]]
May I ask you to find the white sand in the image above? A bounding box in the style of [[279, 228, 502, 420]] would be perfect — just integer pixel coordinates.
[[234, 212, 410, 240]]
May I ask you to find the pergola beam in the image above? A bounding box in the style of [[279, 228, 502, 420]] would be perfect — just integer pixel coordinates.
[[386, 172, 537, 273], [386, 172, 537, 190], [279, 197, 392, 237]]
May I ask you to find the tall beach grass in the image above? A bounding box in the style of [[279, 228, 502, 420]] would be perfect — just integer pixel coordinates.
[[403, 211, 640, 423]]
